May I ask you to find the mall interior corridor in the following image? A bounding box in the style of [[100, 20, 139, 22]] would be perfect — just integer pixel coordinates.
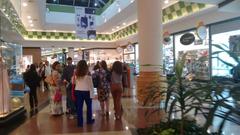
[[1, 0, 240, 134]]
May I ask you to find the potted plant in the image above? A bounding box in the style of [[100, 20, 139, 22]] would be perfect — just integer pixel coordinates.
[[135, 53, 240, 135]]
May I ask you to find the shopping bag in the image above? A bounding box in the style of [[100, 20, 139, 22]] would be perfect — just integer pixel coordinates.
[[54, 89, 62, 102]]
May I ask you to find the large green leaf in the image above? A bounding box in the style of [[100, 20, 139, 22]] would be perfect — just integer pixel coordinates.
[[212, 44, 240, 63], [212, 56, 235, 67], [168, 98, 177, 122]]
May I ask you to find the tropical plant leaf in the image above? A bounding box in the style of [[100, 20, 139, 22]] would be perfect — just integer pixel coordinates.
[[212, 44, 240, 63], [212, 56, 235, 67], [211, 50, 224, 55], [168, 98, 177, 122]]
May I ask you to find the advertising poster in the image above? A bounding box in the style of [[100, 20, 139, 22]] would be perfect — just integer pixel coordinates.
[[75, 7, 96, 39]]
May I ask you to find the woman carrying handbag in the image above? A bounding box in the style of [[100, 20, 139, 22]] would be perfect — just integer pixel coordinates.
[[48, 61, 63, 115], [72, 60, 95, 127]]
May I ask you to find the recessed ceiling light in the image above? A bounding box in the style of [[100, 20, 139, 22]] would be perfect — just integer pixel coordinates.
[[54, 30, 57, 32], [2, 8, 6, 12], [118, 7, 121, 13], [6, 14, 9, 17], [94, 3, 98, 6], [27, 16, 31, 19], [112, 28, 115, 31], [22, 2, 28, 7], [28, 20, 33, 23], [72, 31, 76, 33], [30, 24, 34, 27], [116, 26, 120, 29], [130, 0, 134, 3], [123, 22, 126, 26], [164, 0, 169, 4]]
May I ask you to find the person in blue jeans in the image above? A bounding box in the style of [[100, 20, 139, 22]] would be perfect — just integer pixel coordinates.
[[72, 60, 95, 127]]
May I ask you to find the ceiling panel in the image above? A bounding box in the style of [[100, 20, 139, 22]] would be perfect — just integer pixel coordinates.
[[46, 0, 111, 8]]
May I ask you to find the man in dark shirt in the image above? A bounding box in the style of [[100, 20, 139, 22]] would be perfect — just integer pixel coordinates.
[[62, 57, 76, 119], [23, 64, 41, 111]]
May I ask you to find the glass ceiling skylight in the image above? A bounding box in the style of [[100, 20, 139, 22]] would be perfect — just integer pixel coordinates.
[[46, 0, 112, 9]]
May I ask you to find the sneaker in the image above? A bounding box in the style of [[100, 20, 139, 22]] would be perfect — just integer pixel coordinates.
[[68, 115, 74, 119]]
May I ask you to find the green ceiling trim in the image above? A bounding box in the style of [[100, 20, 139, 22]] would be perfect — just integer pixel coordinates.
[[3, 0, 207, 42], [112, 2, 207, 41], [112, 23, 138, 40], [24, 31, 112, 41], [162, 2, 206, 23], [46, 4, 75, 13]]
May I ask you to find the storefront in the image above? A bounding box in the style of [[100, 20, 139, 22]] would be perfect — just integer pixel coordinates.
[[123, 44, 139, 75], [160, 17, 240, 80], [0, 40, 25, 122], [0, 10, 26, 124], [163, 36, 174, 75], [83, 48, 122, 66], [211, 19, 240, 78], [41, 48, 67, 64]]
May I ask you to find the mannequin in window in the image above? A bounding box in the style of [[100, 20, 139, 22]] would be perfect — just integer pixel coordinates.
[[0, 56, 10, 114]]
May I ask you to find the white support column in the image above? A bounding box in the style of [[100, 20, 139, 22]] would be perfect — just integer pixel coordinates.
[[136, 0, 164, 105], [137, 0, 163, 72]]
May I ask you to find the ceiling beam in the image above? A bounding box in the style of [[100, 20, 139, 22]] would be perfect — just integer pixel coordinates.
[[73, 0, 76, 6], [88, 0, 91, 7]]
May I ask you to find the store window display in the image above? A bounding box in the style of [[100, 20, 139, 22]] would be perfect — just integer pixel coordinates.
[[0, 41, 25, 120], [0, 55, 10, 115], [175, 29, 210, 80], [123, 45, 135, 64], [87, 49, 122, 66], [123, 44, 140, 75], [211, 19, 240, 77], [163, 36, 174, 74]]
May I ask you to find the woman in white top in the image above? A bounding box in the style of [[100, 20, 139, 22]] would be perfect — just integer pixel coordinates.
[[72, 60, 94, 127]]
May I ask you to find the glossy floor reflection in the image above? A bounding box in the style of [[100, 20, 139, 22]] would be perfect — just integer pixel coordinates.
[[7, 88, 240, 135], [8, 89, 166, 135]]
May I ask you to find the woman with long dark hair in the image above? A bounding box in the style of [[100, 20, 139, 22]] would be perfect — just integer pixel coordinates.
[[96, 60, 111, 116], [111, 61, 124, 120], [72, 60, 95, 127]]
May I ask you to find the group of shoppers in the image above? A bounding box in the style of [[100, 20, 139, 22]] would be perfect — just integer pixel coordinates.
[[23, 57, 127, 127]]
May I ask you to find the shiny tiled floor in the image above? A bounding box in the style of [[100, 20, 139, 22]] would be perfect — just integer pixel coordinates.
[[8, 94, 165, 135], [4, 87, 240, 135]]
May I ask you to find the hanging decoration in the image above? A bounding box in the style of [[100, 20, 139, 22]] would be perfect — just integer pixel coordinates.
[[116, 46, 123, 53], [163, 31, 171, 45], [126, 42, 134, 52], [75, 7, 96, 39], [196, 21, 207, 40]]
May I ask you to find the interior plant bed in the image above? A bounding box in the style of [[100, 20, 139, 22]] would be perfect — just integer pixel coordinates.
[[135, 53, 240, 135], [136, 119, 218, 135]]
